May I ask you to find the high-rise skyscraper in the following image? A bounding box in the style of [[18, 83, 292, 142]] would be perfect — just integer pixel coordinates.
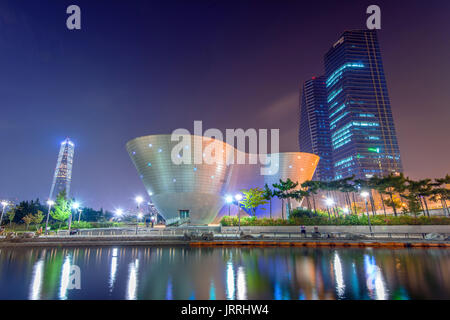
[[49, 138, 75, 200], [324, 30, 402, 179], [299, 76, 334, 181]]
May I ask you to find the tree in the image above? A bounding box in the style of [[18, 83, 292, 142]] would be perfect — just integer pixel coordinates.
[[262, 184, 275, 219], [240, 188, 268, 216], [22, 214, 34, 230], [430, 174, 450, 216], [32, 210, 44, 230], [272, 179, 299, 219], [336, 176, 357, 215], [50, 190, 72, 228], [405, 178, 433, 217]]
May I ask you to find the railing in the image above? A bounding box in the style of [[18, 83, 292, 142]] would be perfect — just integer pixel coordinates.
[[4, 228, 447, 242], [218, 230, 450, 241]]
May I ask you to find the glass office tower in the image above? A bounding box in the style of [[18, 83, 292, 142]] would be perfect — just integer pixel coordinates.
[[299, 76, 334, 181], [324, 30, 403, 179]]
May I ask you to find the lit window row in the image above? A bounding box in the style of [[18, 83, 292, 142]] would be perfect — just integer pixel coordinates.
[[327, 87, 343, 103], [326, 62, 364, 88]]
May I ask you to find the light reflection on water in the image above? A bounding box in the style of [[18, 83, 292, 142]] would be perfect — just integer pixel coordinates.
[[0, 246, 449, 300]]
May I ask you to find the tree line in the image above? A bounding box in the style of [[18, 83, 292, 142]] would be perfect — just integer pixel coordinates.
[[238, 173, 449, 219], [1, 190, 113, 230]]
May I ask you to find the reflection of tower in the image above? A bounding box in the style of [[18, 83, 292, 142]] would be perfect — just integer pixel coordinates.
[[49, 138, 75, 200]]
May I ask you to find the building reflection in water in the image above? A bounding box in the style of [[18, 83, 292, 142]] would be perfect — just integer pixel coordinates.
[[334, 252, 345, 298], [59, 254, 72, 300], [29, 258, 44, 300], [364, 254, 388, 300], [226, 260, 235, 300], [126, 259, 139, 300], [236, 266, 247, 300], [0, 246, 448, 300]]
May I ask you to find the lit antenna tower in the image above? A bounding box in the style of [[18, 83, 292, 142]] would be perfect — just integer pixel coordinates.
[[49, 137, 75, 200]]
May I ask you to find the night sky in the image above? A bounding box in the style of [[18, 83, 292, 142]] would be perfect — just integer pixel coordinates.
[[0, 0, 449, 210]]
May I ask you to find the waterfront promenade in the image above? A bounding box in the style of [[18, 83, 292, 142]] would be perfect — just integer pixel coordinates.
[[1, 225, 449, 248]]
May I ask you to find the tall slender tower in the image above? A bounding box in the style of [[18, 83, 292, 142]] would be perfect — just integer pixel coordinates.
[[324, 30, 403, 179], [49, 138, 75, 200], [299, 76, 334, 181]]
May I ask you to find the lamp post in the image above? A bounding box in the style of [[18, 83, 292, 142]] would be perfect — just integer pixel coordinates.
[[69, 202, 80, 235], [77, 209, 82, 222], [135, 196, 144, 235], [0, 201, 8, 227], [361, 191, 373, 236], [45, 200, 55, 235], [225, 195, 233, 216], [235, 194, 243, 232]]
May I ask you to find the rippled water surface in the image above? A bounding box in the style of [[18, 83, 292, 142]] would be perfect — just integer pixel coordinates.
[[0, 246, 449, 300]]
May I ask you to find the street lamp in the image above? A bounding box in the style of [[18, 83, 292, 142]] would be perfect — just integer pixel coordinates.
[[69, 202, 80, 234], [225, 195, 233, 216], [361, 191, 373, 235], [77, 208, 83, 222], [325, 198, 334, 220], [235, 194, 243, 232], [45, 200, 55, 235], [0, 201, 8, 227]]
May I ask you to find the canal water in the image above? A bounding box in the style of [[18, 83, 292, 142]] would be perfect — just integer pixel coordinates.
[[0, 246, 448, 300]]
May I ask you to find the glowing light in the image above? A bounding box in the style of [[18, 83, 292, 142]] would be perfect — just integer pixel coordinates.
[[325, 198, 334, 206], [235, 194, 243, 201], [361, 192, 369, 198], [137, 213, 143, 219], [115, 209, 124, 216], [364, 255, 388, 300], [1, 201, 8, 207], [343, 207, 350, 214], [225, 195, 233, 203], [135, 196, 144, 204], [72, 202, 80, 210], [47, 200, 55, 206], [29, 259, 44, 300]]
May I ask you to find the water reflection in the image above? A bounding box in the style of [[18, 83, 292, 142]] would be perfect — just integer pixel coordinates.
[[0, 246, 449, 300], [29, 258, 44, 300], [59, 255, 72, 300], [126, 259, 139, 300], [334, 252, 345, 298], [109, 248, 118, 292]]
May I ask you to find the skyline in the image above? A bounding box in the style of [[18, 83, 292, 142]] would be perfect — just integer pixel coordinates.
[[1, 0, 449, 210]]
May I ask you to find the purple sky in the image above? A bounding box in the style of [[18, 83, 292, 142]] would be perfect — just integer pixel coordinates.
[[0, 0, 449, 210]]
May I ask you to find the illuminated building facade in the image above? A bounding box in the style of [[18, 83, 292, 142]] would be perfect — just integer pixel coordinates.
[[324, 30, 403, 179], [49, 138, 75, 200], [127, 134, 319, 224], [299, 76, 334, 181]]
